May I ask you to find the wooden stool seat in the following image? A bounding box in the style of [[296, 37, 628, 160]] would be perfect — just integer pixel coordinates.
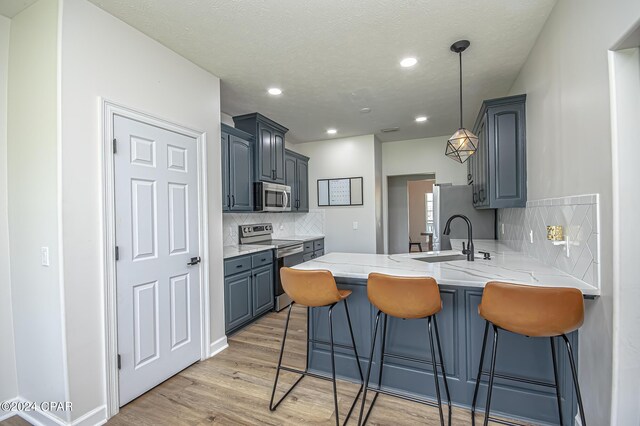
[[478, 281, 584, 337], [368, 272, 442, 318]]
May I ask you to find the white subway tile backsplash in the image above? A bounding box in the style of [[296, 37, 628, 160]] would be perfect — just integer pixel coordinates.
[[498, 194, 600, 289], [222, 210, 325, 246]]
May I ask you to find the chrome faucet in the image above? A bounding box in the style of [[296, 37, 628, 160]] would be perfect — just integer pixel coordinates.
[[443, 214, 474, 261]]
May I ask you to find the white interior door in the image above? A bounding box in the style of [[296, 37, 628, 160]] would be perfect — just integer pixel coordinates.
[[114, 114, 201, 406]]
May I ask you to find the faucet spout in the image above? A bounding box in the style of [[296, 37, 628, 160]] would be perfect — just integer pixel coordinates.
[[443, 214, 474, 261]]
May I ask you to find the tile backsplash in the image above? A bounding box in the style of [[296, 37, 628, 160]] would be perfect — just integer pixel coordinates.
[[498, 194, 600, 289], [222, 210, 325, 246]]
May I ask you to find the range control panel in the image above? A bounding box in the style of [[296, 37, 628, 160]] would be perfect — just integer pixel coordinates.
[[239, 223, 273, 239]]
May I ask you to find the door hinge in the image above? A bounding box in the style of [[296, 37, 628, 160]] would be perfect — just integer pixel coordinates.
[[117, 354, 121, 370], [113, 138, 117, 154], [115, 246, 119, 261]]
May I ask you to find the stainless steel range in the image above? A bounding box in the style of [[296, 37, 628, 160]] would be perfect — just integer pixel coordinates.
[[239, 223, 304, 311]]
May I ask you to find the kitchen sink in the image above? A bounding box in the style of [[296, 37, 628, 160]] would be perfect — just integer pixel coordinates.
[[414, 254, 467, 263]]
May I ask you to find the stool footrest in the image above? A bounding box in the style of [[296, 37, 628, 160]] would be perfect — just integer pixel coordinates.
[[383, 351, 443, 369], [308, 338, 360, 352]]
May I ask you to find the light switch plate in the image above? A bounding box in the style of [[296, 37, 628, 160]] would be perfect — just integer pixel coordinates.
[[353, 221, 358, 230], [41, 247, 50, 267], [501, 223, 505, 235]]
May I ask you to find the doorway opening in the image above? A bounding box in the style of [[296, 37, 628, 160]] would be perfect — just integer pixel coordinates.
[[387, 174, 436, 254]]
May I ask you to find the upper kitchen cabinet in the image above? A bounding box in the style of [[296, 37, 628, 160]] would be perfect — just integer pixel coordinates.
[[285, 149, 309, 212], [221, 123, 253, 212], [468, 94, 527, 209], [233, 113, 288, 184]]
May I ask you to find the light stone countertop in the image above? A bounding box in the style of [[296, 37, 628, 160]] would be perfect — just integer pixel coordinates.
[[279, 234, 325, 242], [293, 239, 599, 296], [223, 244, 274, 259]]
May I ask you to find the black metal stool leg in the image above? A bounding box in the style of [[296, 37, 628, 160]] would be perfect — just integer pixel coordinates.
[[433, 315, 452, 426], [328, 304, 339, 426], [471, 321, 490, 425], [358, 310, 382, 426], [428, 316, 445, 426], [483, 324, 499, 426], [562, 334, 586, 426], [342, 299, 364, 423], [270, 303, 304, 411], [550, 337, 564, 425]]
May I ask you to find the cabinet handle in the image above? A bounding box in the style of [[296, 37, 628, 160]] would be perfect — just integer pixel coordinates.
[[473, 192, 478, 204], [231, 195, 235, 207]]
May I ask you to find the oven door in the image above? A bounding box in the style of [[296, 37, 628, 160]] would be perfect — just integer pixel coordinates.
[[274, 251, 304, 311], [258, 183, 291, 212]]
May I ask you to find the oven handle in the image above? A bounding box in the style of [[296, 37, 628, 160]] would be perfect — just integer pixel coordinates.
[[277, 244, 304, 258]]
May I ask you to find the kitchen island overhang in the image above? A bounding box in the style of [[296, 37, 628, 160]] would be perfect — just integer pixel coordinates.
[[292, 248, 597, 425]]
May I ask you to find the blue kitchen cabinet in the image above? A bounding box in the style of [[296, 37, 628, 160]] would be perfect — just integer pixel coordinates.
[[221, 123, 253, 212]]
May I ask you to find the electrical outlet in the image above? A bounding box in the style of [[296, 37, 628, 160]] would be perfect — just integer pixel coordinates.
[[529, 230, 534, 244], [41, 247, 50, 267], [501, 223, 505, 235], [279, 225, 284, 230], [353, 221, 358, 230]]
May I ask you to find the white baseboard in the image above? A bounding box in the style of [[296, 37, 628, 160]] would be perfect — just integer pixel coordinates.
[[14, 397, 67, 426], [71, 405, 107, 426], [0, 397, 19, 422], [208, 335, 229, 358], [3, 397, 107, 426]]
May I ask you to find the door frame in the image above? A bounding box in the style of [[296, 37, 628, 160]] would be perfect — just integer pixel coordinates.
[[101, 100, 211, 418]]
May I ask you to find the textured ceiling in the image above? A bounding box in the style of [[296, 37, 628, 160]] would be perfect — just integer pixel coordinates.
[[0, 0, 38, 18], [87, 0, 556, 143]]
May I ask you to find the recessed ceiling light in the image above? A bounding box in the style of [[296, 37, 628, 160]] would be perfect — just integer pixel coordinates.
[[267, 87, 282, 95], [360, 107, 372, 114], [327, 129, 337, 135], [415, 116, 428, 122], [400, 57, 417, 67]]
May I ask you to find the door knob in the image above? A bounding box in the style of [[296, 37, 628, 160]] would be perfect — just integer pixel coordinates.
[[187, 257, 201, 266]]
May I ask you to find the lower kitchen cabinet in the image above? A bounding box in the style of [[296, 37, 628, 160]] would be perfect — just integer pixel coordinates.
[[224, 250, 274, 334], [302, 238, 324, 261]]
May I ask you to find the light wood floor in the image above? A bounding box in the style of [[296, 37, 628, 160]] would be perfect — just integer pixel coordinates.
[[2, 306, 498, 426]]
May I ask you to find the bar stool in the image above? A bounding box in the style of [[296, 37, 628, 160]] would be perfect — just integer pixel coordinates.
[[358, 273, 451, 426], [270, 267, 364, 426], [471, 281, 587, 426]]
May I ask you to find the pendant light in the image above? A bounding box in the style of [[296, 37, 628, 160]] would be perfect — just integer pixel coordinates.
[[445, 40, 478, 164]]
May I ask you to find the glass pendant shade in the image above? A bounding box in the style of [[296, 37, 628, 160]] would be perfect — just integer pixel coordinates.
[[445, 128, 478, 163]]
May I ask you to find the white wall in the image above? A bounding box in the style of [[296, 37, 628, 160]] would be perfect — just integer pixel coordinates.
[[381, 135, 467, 253], [609, 46, 640, 425], [293, 135, 378, 253], [508, 0, 640, 423], [0, 14, 18, 408], [374, 137, 383, 253], [221, 112, 234, 126], [7, 0, 68, 421], [59, 0, 223, 421]]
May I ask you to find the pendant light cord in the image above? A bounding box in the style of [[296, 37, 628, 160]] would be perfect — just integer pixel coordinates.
[[459, 51, 463, 129]]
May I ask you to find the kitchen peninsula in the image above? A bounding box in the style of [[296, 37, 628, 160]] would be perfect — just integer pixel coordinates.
[[293, 240, 599, 425]]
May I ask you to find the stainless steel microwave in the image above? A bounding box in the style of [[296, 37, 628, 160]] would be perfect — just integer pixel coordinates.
[[254, 182, 291, 212]]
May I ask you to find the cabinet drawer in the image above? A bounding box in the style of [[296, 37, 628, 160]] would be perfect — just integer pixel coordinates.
[[224, 255, 252, 276], [251, 250, 274, 268], [314, 249, 324, 258], [303, 241, 314, 253], [303, 253, 313, 262], [313, 239, 324, 251]]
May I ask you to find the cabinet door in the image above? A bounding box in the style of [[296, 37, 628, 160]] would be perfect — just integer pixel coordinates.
[[284, 154, 297, 209], [297, 158, 309, 212], [221, 133, 230, 212], [488, 103, 526, 208], [272, 130, 286, 184], [257, 123, 274, 181], [224, 271, 252, 332], [228, 135, 253, 211], [477, 118, 489, 207], [252, 265, 274, 316]]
